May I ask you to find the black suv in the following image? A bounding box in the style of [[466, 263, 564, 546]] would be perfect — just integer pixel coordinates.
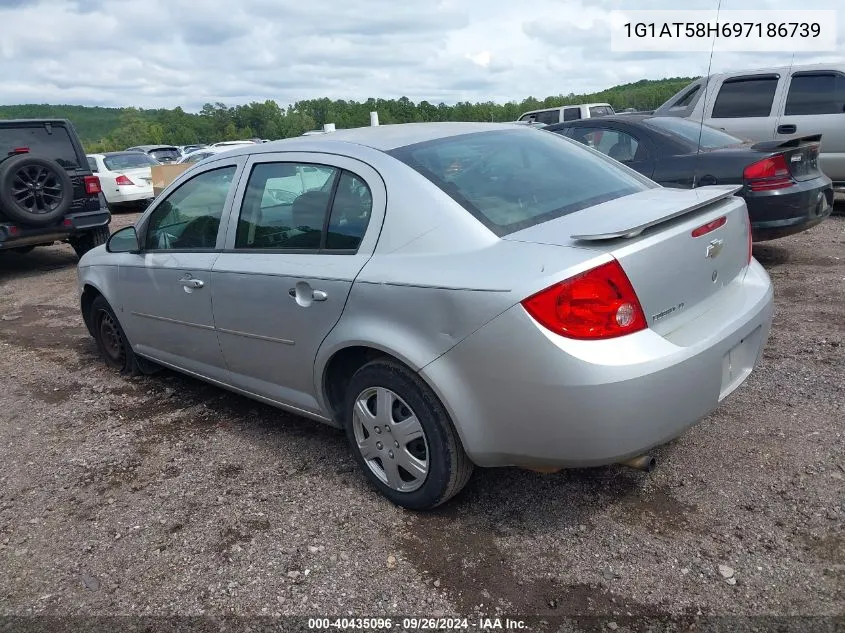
[[0, 119, 111, 258]]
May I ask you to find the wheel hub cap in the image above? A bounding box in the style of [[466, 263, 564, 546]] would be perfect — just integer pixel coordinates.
[[352, 387, 429, 493]]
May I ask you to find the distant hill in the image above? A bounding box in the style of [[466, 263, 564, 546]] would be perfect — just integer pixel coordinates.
[[0, 77, 695, 152]]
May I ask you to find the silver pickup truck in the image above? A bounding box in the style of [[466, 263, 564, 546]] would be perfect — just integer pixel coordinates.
[[653, 63, 845, 192]]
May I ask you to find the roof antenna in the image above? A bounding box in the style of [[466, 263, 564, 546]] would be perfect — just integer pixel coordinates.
[[693, 0, 723, 188]]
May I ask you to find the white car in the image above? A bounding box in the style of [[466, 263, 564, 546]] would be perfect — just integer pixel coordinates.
[[86, 152, 158, 210]]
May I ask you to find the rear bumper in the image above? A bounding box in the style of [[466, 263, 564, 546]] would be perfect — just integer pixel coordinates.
[[0, 209, 111, 250], [746, 177, 833, 241], [421, 260, 774, 468]]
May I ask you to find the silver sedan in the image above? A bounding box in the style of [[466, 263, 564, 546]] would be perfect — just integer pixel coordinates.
[[77, 123, 774, 510]]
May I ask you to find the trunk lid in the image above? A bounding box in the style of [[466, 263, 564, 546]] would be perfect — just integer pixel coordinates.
[[503, 186, 751, 335], [116, 167, 153, 185], [750, 134, 822, 182]]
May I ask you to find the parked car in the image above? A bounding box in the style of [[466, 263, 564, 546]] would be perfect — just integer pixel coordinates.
[[0, 118, 110, 257], [517, 103, 615, 125], [125, 145, 181, 164], [545, 116, 834, 241], [177, 144, 208, 157], [210, 140, 257, 148], [87, 151, 157, 211], [653, 63, 845, 193], [78, 122, 774, 510], [177, 146, 239, 164]]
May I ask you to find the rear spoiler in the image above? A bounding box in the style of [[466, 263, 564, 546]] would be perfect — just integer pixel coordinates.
[[570, 185, 742, 241], [750, 134, 822, 152]]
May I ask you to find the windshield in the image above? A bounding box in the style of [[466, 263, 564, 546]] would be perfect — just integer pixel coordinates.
[[644, 117, 744, 149], [103, 153, 158, 170], [0, 124, 80, 169], [149, 148, 181, 161], [389, 129, 653, 236]]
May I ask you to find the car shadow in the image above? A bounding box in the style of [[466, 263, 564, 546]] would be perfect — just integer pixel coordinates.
[[0, 244, 78, 281], [751, 242, 790, 269]]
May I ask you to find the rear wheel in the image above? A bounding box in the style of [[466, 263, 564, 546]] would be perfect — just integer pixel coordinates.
[[70, 226, 110, 259], [343, 359, 473, 510], [89, 295, 141, 376]]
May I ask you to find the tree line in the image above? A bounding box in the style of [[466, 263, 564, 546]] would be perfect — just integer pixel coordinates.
[[0, 77, 695, 153]]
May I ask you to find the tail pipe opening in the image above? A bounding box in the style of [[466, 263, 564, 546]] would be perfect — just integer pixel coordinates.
[[620, 454, 656, 472]]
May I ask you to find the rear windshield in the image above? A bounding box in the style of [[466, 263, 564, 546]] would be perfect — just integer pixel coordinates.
[[149, 148, 180, 161], [389, 129, 652, 236], [643, 117, 744, 149], [0, 124, 81, 169], [103, 153, 158, 171]]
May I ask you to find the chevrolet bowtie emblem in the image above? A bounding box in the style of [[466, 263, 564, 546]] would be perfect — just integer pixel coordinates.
[[705, 238, 724, 259]]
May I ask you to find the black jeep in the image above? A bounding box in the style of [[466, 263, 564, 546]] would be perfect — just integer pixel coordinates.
[[0, 119, 111, 258]]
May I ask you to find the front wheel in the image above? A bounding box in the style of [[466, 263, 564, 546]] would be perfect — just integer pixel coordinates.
[[343, 359, 474, 510], [89, 295, 141, 376]]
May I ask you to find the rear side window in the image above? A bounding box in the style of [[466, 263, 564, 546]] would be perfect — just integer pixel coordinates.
[[589, 106, 613, 117], [711, 76, 779, 118], [235, 162, 372, 251], [533, 110, 561, 125], [389, 130, 652, 236], [785, 72, 845, 115], [0, 124, 81, 169], [563, 108, 581, 121]]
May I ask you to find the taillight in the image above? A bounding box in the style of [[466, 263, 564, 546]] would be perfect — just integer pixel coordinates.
[[743, 154, 793, 191], [115, 175, 134, 186], [11, 147, 29, 154], [521, 259, 647, 340], [84, 175, 101, 195]]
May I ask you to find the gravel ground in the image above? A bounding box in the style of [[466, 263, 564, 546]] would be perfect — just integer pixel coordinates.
[[0, 209, 843, 632]]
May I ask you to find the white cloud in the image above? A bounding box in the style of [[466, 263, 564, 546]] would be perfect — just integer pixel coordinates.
[[0, 0, 840, 110]]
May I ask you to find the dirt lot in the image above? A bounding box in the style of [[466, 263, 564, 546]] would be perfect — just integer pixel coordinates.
[[0, 209, 843, 632]]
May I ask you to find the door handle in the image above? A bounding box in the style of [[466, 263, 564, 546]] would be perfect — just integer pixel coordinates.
[[777, 124, 797, 134], [180, 278, 204, 289], [288, 287, 328, 301]]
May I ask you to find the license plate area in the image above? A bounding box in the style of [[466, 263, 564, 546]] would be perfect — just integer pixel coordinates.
[[719, 325, 762, 401]]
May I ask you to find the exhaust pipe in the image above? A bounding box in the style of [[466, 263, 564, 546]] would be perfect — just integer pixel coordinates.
[[621, 455, 656, 472]]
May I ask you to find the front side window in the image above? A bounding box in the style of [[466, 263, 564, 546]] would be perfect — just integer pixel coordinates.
[[148, 148, 180, 162], [785, 72, 845, 116], [566, 127, 643, 162], [390, 129, 652, 236], [145, 166, 236, 250], [711, 76, 778, 118]]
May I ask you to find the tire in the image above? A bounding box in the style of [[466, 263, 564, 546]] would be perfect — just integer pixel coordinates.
[[89, 295, 141, 376], [70, 226, 110, 259], [343, 359, 474, 510], [0, 155, 73, 226]]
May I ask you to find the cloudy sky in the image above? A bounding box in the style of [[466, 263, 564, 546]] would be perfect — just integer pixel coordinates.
[[0, 0, 842, 111]]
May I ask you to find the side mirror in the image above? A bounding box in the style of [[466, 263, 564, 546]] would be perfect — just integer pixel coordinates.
[[106, 226, 140, 254]]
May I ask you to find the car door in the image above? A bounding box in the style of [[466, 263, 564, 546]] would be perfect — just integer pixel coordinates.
[[116, 158, 245, 379], [211, 152, 386, 415], [775, 69, 845, 183], [703, 73, 784, 141], [562, 124, 655, 178]]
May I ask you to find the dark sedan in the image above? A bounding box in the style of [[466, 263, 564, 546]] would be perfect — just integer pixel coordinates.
[[545, 116, 834, 241]]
